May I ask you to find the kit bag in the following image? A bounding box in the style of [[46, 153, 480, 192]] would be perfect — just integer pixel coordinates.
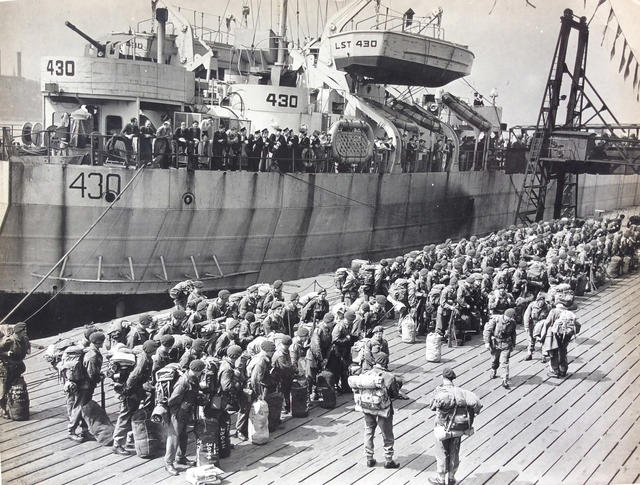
[[265, 391, 284, 432], [6, 376, 29, 421], [317, 371, 336, 409], [248, 399, 269, 444], [132, 409, 164, 458], [290, 377, 309, 418], [195, 416, 220, 466], [81, 400, 115, 446], [425, 333, 442, 363]]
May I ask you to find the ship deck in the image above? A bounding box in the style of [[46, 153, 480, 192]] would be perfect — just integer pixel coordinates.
[[2, 271, 640, 485]]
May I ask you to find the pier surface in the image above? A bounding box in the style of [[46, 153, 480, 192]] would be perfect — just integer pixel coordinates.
[[2, 271, 640, 485]]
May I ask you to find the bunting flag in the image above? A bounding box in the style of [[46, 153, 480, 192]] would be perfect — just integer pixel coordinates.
[[610, 25, 622, 60], [618, 40, 627, 74], [601, 8, 614, 46], [624, 53, 634, 80]]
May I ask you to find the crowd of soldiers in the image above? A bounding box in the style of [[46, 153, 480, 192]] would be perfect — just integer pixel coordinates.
[[3, 213, 639, 481]]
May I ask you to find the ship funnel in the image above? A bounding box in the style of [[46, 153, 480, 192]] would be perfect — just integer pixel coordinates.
[[156, 8, 168, 64], [276, 0, 288, 65]]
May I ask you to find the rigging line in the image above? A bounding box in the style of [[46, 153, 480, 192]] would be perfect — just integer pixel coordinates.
[[0, 164, 149, 325], [303, 0, 311, 39], [296, 0, 300, 46], [281, 172, 375, 208]]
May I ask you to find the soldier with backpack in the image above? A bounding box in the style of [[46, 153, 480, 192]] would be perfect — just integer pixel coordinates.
[[164, 359, 205, 476], [483, 308, 517, 388], [539, 296, 581, 378], [0, 322, 30, 418], [523, 292, 551, 361], [428, 367, 482, 485], [350, 352, 401, 469], [112, 339, 158, 454], [65, 331, 105, 442], [127, 314, 152, 349]]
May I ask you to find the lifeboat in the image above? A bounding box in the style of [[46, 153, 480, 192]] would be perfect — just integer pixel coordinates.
[[329, 29, 474, 87]]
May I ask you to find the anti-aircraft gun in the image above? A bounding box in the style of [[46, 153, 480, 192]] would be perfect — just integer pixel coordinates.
[[65, 21, 107, 57]]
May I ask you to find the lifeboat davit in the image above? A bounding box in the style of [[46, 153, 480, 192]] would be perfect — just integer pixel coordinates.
[[329, 29, 474, 87]]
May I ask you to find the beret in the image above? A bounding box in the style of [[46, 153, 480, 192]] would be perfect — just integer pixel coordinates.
[[189, 359, 206, 372], [160, 335, 175, 347], [273, 280, 283, 289], [442, 367, 456, 380], [139, 314, 153, 326], [245, 312, 256, 322], [296, 327, 309, 337], [172, 309, 187, 320], [504, 308, 516, 319], [143, 340, 160, 353], [89, 331, 106, 344], [218, 289, 230, 298], [227, 345, 242, 358], [197, 300, 209, 312], [323, 313, 335, 323], [260, 340, 276, 352], [192, 338, 206, 351]]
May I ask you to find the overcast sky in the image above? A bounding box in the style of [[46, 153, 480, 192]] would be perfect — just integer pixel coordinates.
[[0, 0, 638, 125]]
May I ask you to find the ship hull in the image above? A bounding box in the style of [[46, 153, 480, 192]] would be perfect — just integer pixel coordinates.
[[1, 159, 639, 334]]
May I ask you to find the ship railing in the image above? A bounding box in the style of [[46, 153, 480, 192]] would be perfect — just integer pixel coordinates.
[[351, 12, 445, 40], [135, 17, 176, 35]]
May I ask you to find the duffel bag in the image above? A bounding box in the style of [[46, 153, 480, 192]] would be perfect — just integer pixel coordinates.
[[81, 400, 114, 446], [7, 376, 29, 421], [249, 399, 269, 444], [132, 409, 164, 458]]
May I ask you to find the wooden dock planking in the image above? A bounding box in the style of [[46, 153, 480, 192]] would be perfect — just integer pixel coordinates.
[[2, 274, 640, 485]]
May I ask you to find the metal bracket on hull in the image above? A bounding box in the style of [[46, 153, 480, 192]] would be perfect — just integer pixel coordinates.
[[30, 269, 260, 285]]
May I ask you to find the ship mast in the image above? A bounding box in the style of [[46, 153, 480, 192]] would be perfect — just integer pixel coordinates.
[[276, 0, 288, 65]]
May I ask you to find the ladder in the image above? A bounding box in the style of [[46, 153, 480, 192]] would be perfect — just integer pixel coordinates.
[[515, 131, 549, 224]]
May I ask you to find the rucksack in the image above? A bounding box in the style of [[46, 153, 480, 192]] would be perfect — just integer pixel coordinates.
[[360, 265, 376, 286], [155, 363, 182, 404], [428, 284, 446, 305], [552, 309, 580, 337], [59, 345, 87, 383], [44, 338, 76, 371], [107, 350, 137, 392], [492, 316, 514, 341], [527, 262, 546, 281], [334, 268, 348, 290], [348, 372, 391, 417]]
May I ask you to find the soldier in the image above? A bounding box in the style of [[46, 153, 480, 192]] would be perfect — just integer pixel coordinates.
[[487, 283, 515, 315], [207, 289, 233, 320], [127, 314, 152, 349], [290, 327, 310, 376], [262, 301, 286, 335], [214, 319, 240, 358], [302, 288, 330, 323], [153, 335, 176, 374], [522, 292, 551, 361], [0, 322, 30, 418], [68, 331, 105, 442], [409, 269, 430, 334], [156, 309, 188, 338], [539, 296, 581, 378], [239, 286, 259, 318], [342, 263, 362, 306], [112, 339, 158, 455], [362, 326, 389, 371], [186, 280, 205, 309], [164, 359, 204, 476], [261, 280, 284, 311], [331, 310, 355, 393], [483, 308, 517, 388], [307, 313, 334, 399], [249, 340, 277, 401], [272, 335, 295, 413], [436, 277, 458, 338], [359, 353, 401, 469], [283, 293, 301, 337], [429, 367, 482, 485], [178, 338, 205, 370]]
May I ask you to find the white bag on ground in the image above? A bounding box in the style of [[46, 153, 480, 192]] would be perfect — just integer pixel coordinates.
[[400, 315, 417, 343], [249, 399, 269, 445], [426, 333, 442, 362]]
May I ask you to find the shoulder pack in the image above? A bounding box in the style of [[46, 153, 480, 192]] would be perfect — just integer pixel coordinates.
[[59, 345, 87, 383]]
